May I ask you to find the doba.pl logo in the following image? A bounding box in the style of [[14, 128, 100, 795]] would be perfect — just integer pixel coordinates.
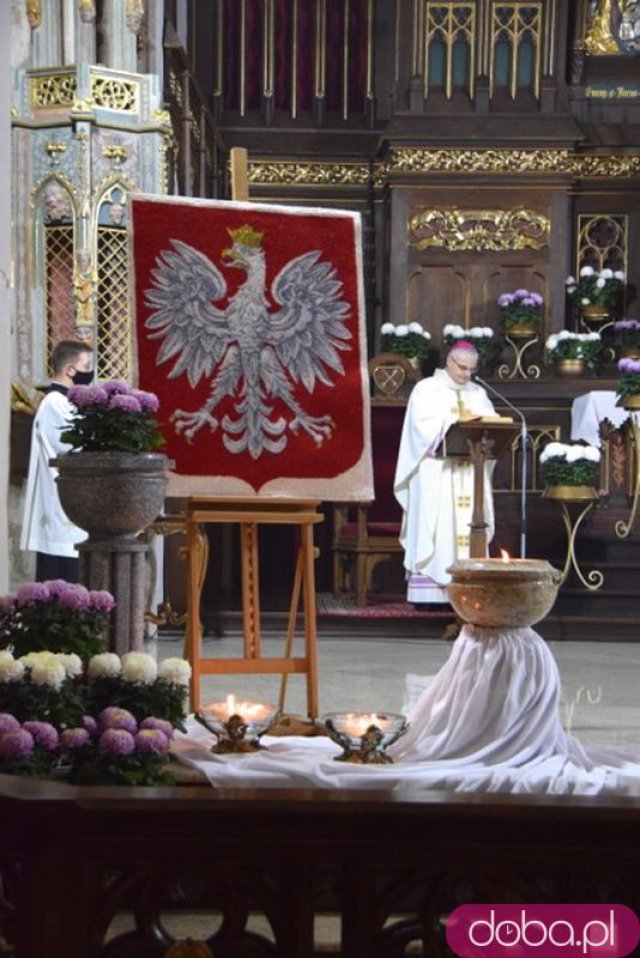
[[446, 904, 640, 958]]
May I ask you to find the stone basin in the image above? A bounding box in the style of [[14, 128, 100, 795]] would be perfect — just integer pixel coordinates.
[[446, 558, 561, 628]]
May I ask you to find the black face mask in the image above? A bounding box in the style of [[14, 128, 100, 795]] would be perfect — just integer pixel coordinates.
[[71, 369, 94, 386]]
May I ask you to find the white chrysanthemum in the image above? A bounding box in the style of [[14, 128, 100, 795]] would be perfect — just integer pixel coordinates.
[[408, 321, 424, 333], [565, 275, 576, 286], [88, 652, 122, 679], [580, 297, 591, 306], [566, 285, 577, 295], [121, 652, 157, 685], [0, 650, 25, 683], [158, 657, 192, 686], [58, 653, 83, 679], [443, 323, 465, 337], [557, 330, 573, 340], [21, 650, 58, 669], [545, 335, 558, 351], [380, 322, 394, 335], [565, 445, 584, 462], [422, 330, 431, 339], [615, 270, 625, 281], [582, 445, 601, 462], [29, 658, 66, 690], [587, 332, 601, 342], [540, 442, 568, 463], [481, 327, 494, 337], [580, 265, 595, 277], [600, 268, 613, 280], [596, 277, 606, 289]]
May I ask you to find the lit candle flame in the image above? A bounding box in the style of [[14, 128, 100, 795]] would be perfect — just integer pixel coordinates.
[[500, 549, 511, 563]]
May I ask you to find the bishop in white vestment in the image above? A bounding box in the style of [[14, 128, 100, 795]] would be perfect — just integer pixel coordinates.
[[394, 342, 496, 604]]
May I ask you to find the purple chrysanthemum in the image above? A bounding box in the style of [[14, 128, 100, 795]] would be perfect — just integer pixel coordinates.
[[618, 357, 640, 374], [109, 393, 142, 414], [0, 713, 21, 735], [42, 579, 69, 596], [102, 379, 132, 396], [23, 721, 60, 751], [139, 716, 174, 740], [15, 582, 50, 606], [134, 728, 170, 754], [99, 707, 138, 733], [89, 589, 116, 612], [68, 385, 109, 408], [60, 727, 91, 750], [56, 583, 92, 611], [99, 728, 135, 756], [0, 728, 35, 759], [82, 714, 98, 734], [134, 390, 160, 413]]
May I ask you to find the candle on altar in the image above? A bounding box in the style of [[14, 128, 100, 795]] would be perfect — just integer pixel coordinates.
[[203, 694, 274, 724], [337, 712, 394, 738]]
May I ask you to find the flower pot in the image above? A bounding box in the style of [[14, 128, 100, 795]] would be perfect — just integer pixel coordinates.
[[51, 451, 170, 540], [504, 322, 539, 339], [619, 348, 640, 361], [580, 306, 609, 324], [554, 358, 585, 377], [542, 485, 600, 501]]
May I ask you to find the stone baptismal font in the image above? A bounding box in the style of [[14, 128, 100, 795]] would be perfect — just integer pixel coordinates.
[[174, 555, 640, 796]]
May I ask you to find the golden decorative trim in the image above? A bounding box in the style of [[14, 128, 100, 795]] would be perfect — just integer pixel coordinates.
[[408, 208, 550, 251], [31, 72, 77, 110], [90, 73, 139, 113], [388, 148, 640, 177], [102, 144, 129, 163], [247, 161, 372, 186], [247, 150, 640, 189]]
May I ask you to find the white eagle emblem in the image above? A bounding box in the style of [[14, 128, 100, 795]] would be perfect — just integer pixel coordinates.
[[144, 224, 352, 459]]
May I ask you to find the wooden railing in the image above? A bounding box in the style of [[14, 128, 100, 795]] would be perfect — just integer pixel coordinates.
[[1, 773, 640, 957]]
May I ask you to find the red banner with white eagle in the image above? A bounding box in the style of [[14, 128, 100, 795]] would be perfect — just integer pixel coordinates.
[[129, 195, 372, 499]]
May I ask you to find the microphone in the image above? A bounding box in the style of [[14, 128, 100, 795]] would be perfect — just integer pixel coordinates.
[[473, 374, 529, 559]]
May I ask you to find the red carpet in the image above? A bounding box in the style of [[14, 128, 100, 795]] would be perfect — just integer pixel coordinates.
[[316, 593, 454, 619]]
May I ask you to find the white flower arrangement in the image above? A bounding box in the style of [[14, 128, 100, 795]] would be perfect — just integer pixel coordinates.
[[565, 266, 625, 310], [540, 442, 601, 487], [381, 321, 432, 358], [442, 324, 495, 358], [545, 331, 602, 368]]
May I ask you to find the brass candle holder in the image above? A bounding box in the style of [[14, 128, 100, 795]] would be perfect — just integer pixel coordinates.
[[323, 712, 408, 764], [196, 696, 279, 753]]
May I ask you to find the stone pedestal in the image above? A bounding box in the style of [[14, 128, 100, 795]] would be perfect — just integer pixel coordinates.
[[78, 536, 149, 655]]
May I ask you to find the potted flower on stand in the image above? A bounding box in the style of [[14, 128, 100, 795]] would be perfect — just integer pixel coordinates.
[[545, 331, 602, 376], [540, 441, 601, 500], [616, 357, 640, 410], [565, 266, 625, 323], [497, 289, 544, 338], [613, 319, 640, 360], [381, 322, 431, 363], [50, 380, 170, 654]]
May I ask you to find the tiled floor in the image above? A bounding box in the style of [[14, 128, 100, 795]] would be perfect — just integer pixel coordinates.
[[155, 618, 640, 749]]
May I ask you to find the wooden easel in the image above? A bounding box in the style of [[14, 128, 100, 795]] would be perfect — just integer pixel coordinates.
[[185, 497, 322, 718], [184, 150, 322, 719]]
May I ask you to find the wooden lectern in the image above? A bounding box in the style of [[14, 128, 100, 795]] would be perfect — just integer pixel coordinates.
[[438, 419, 520, 557]]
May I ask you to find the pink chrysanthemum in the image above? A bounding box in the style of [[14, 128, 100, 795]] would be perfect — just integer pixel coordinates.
[[99, 728, 135, 756], [60, 727, 91, 750], [134, 728, 171, 754], [0, 728, 35, 759], [139, 716, 174, 740], [99, 707, 138, 733], [22, 721, 59, 751], [0, 713, 21, 735]]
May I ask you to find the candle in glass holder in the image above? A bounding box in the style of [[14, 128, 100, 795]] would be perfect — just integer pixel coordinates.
[[323, 711, 408, 764], [196, 695, 278, 753]]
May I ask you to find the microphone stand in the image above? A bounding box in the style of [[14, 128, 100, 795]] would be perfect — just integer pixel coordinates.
[[474, 375, 529, 558]]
